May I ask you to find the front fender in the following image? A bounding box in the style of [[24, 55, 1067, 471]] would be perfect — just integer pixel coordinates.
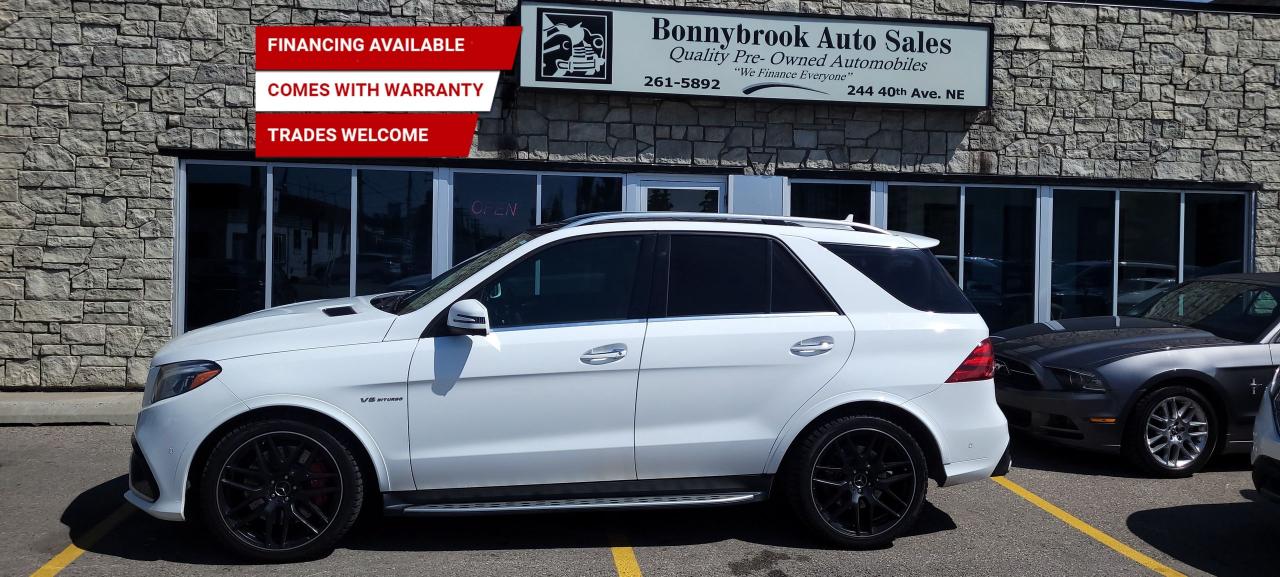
[[1121, 368, 1222, 426], [164, 394, 398, 522]]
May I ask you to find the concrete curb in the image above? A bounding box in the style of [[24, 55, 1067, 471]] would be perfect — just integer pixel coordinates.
[[0, 392, 140, 426]]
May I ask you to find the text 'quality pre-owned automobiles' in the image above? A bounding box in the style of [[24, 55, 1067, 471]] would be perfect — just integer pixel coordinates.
[[993, 274, 1280, 477], [126, 213, 1011, 561]]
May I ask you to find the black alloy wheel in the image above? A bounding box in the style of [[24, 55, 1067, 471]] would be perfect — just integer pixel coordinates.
[[200, 419, 363, 562], [786, 415, 928, 548]]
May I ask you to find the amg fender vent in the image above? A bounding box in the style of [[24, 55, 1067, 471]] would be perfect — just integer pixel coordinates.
[[322, 306, 357, 317]]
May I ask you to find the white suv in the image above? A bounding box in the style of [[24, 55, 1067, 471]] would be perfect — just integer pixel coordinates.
[[126, 213, 1010, 561]]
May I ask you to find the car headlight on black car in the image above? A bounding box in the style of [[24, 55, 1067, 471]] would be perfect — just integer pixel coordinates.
[[146, 360, 221, 404], [1049, 367, 1108, 392]]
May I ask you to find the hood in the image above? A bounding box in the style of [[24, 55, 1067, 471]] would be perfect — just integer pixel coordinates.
[[991, 316, 1236, 368], [153, 295, 400, 365]]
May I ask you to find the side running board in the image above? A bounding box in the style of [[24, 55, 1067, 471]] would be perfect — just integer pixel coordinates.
[[386, 492, 763, 516]]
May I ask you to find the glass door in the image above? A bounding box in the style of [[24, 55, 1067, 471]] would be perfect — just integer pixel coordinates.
[[629, 177, 726, 213]]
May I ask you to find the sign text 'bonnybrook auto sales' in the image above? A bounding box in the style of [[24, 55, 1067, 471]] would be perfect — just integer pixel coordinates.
[[518, 1, 991, 107]]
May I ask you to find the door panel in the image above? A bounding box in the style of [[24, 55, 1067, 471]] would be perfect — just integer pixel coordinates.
[[408, 322, 645, 489], [406, 232, 653, 490], [634, 313, 854, 479]]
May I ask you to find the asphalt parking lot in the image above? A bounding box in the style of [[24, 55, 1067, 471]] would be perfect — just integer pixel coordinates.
[[1, 425, 1273, 577]]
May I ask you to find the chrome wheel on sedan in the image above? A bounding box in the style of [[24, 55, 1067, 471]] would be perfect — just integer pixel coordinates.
[[1124, 386, 1218, 478], [1144, 396, 1209, 469]]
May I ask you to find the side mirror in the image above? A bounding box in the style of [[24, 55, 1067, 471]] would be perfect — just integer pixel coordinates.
[[447, 299, 490, 336]]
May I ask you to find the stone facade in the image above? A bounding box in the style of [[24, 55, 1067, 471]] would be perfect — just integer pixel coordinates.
[[2, 0, 1280, 388]]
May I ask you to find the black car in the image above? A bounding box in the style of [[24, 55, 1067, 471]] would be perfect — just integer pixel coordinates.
[[993, 273, 1280, 477]]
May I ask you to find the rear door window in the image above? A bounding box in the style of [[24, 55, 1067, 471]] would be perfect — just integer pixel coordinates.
[[665, 234, 836, 317], [822, 243, 975, 314]]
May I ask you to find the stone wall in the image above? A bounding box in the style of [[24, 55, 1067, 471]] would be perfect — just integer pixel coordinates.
[[2, 0, 1279, 387]]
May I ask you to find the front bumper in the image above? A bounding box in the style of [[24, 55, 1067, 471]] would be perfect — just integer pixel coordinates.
[[996, 387, 1123, 453], [125, 378, 246, 522]]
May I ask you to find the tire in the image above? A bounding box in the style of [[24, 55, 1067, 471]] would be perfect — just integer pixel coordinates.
[[783, 415, 929, 549], [198, 418, 364, 562], [1123, 386, 1218, 478]]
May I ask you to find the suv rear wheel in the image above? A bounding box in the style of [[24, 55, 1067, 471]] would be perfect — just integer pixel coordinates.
[[198, 419, 364, 562], [1123, 386, 1218, 478], [784, 415, 928, 548]]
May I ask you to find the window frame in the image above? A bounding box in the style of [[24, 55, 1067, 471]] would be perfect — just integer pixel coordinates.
[[651, 231, 841, 320], [175, 160, 1257, 334]]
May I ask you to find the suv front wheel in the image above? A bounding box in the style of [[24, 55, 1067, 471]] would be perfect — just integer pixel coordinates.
[[784, 415, 928, 548], [198, 418, 364, 562]]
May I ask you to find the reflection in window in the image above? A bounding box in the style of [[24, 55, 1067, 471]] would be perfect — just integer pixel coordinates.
[[479, 235, 645, 329], [647, 188, 718, 212], [184, 165, 266, 330], [541, 175, 623, 222], [273, 167, 352, 305], [453, 172, 536, 263], [357, 170, 433, 295], [789, 182, 872, 223], [964, 188, 1036, 331], [887, 185, 960, 280], [1185, 193, 1246, 279], [1119, 191, 1179, 314], [1052, 190, 1114, 319], [1139, 281, 1279, 342]]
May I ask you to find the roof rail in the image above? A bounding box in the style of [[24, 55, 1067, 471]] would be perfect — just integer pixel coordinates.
[[560, 211, 890, 235]]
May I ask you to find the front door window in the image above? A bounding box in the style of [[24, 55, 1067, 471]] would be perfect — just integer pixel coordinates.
[[478, 234, 649, 328]]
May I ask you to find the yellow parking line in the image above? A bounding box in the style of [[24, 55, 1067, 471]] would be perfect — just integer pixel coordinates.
[[29, 504, 134, 577], [992, 476, 1186, 577], [609, 534, 643, 577]]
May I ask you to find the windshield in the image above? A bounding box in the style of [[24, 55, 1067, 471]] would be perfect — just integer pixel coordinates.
[[1131, 280, 1280, 342], [395, 229, 552, 315]]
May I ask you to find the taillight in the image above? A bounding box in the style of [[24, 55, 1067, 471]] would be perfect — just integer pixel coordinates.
[[946, 338, 995, 383]]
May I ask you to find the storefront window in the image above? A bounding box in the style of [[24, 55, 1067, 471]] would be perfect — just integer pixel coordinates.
[[1052, 190, 1115, 319], [184, 164, 267, 331], [1185, 193, 1246, 279], [453, 172, 537, 262], [1118, 191, 1180, 314], [357, 170, 433, 295], [887, 185, 960, 280], [647, 188, 718, 212], [273, 167, 352, 305], [789, 182, 872, 223], [541, 175, 623, 222], [964, 187, 1036, 331]]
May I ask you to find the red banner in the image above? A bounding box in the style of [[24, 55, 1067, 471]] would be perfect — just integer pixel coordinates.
[[255, 26, 520, 71], [255, 113, 477, 158]]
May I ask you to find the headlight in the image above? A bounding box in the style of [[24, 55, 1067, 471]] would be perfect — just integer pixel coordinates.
[[148, 360, 221, 404], [1049, 367, 1108, 392]]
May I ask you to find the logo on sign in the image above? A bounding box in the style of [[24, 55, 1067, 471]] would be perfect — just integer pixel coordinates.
[[536, 8, 611, 83]]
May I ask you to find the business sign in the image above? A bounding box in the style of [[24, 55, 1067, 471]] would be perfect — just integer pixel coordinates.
[[518, 1, 991, 108], [253, 26, 520, 157]]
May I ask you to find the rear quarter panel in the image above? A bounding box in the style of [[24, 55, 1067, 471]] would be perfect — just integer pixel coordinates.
[[766, 236, 993, 470]]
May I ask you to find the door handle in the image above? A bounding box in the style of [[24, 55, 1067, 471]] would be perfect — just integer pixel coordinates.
[[581, 343, 627, 365], [790, 336, 834, 357]]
